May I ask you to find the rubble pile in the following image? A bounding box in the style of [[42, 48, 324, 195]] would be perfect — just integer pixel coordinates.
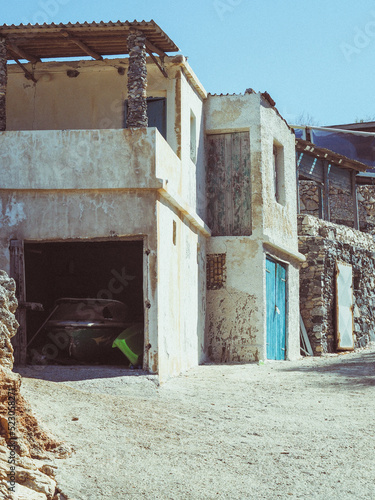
[[0, 271, 69, 499]]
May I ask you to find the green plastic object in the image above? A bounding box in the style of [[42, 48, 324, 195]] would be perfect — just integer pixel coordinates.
[[112, 323, 143, 365]]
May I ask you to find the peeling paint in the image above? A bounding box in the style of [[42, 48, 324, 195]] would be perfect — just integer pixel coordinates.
[[0, 196, 26, 227]]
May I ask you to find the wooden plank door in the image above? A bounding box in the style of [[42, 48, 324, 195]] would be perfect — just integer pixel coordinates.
[[206, 132, 251, 236], [9, 240, 27, 365], [266, 257, 286, 360], [335, 261, 354, 351]]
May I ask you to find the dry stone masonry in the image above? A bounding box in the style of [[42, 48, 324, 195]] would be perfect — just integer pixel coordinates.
[[299, 180, 375, 235], [127, 31, 148, 128], [0, 38, 7, 132], [0, 271, 70, 499], [298, 215, 375, 355]]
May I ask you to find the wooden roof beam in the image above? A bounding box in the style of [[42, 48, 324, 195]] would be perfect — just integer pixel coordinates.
[[145, 39, 166, 58], [61, 30, 103, 60], [147, 50, 168, 78], [7, 42, 40, 64], [11, 56, 37, 83]]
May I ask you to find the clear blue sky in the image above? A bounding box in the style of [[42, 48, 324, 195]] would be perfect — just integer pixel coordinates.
[[2, 0, 374, 126]]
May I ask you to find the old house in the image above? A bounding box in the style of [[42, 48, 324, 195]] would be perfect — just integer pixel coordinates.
[[295, 124, 375, 355], [0, 20, 303, 381]]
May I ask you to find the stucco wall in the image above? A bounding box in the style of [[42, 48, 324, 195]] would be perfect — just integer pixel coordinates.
[[157, 197, 206, 382], [260, 101, 298, 252], [6, 57, 206, 215], [0, 189, 160, 373], [206, 237, 263, 362], [7, 58, 178, 145], [179, 70, 205, 218], [204, 93, 302, 363], [206, 237, 300, 362]]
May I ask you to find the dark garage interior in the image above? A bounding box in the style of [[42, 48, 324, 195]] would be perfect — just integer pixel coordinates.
[[24, 240, 144, 366]]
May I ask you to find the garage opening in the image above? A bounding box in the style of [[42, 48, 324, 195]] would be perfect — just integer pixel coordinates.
[[23, 240, 144, 367]]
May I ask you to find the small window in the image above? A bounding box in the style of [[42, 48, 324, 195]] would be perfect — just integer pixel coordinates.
[[206, 254, 226, 290], [124, 97, 167, 139], [273, 141, 285, 205], [190, 110, 197, 163]]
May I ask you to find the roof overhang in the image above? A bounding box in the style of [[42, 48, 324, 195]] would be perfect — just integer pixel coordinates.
[[296, 138, 368, 173], [0, 20, 179, 62]]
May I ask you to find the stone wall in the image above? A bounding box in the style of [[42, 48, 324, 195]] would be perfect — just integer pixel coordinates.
[[0, 270, 69, 499], [298, 215, 375, 355], [299, 180, 375, 235]]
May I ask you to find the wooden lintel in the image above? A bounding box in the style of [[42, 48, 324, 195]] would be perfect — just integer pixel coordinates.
[[145, 39, 166, 58], [147, 50, 168, 78], [7, 41, 40, 64], [12, 56, 37, 83], [61, 30, 103, 60]]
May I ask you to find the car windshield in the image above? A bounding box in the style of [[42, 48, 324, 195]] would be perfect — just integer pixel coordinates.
[[49, 299, 128, 322]]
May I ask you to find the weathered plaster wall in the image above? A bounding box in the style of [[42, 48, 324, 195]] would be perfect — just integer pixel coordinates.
[[0, 128, 162, 190], [206, 237, 263, 362], [298, 214, 375, 354], [204, 93, 302, 363], [157, 198, 206, 383], [206, 237, 300, 362], [260, 101, 298, 252], [6, 57, 206, 168], [0, 189, 160, 373], [179, 70, 205, 218]]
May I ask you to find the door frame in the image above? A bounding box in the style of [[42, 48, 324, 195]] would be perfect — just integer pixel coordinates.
[[265, 255, 288, 360]]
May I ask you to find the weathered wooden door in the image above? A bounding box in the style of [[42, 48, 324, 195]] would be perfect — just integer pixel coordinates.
[[335, 261, 354, 351], [10, 240, 27, 365], [266, 257, 286, 360], [206, 132, 251, 236]]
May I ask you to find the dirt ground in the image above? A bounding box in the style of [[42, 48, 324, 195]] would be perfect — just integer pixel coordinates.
[[15, 344, 375, 500]]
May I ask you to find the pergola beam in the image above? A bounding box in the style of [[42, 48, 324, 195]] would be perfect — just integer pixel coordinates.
[[7, 42, 40, 64], [61, 30, 103, 60], [145, 39, 166, 58], [12, 56, 37, 83], [146, 50, 168, 78]]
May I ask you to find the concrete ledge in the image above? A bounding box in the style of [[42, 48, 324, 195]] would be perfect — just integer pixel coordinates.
[[263, 238, 306, 264]]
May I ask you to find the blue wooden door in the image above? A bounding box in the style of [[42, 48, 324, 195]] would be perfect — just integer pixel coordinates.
[[266, 257, 286, 360]]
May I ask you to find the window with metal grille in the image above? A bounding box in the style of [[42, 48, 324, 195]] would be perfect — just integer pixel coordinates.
[[206, 254, 226, 290]]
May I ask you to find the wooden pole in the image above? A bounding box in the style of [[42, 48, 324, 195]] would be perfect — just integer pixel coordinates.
[[352, 171, 359, 230], [323, 161, 330, 222], [0, 37, 7, 131]]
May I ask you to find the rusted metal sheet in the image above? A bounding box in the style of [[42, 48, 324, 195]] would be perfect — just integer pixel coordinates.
[[335, 261, 354, 351], [206, 132, 251, 236], [9, 240, 27, 364]]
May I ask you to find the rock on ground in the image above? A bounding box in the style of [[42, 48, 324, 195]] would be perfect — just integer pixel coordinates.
[[0, 270, 70, 500]]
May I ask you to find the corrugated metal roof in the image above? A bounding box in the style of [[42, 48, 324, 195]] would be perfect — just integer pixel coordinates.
[[296, 138, 369, 172], [0, 20, 179, 61]]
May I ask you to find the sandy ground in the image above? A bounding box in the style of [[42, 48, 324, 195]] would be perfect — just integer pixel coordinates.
[[15, 345, 375, 500]]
